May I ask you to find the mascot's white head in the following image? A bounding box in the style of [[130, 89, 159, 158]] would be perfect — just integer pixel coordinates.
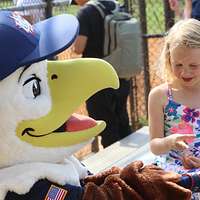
[[0, 11, 119, 168]]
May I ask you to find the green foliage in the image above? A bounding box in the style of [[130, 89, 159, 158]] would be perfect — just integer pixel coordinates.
[[52, 4, 80, 16], [0, 0, 13, 8], [65, 5, 79, 15], [146, 0, 165, 34], [138, 117, 148, 126]]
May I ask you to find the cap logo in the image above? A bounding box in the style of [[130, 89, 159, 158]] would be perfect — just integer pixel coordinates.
[[10, 12, 34, 34]]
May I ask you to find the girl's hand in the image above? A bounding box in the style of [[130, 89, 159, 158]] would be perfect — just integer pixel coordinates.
[[165, 134, 196, 151], [182, 156, 200, 169]]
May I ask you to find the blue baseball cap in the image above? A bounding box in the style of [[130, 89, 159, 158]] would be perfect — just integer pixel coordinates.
[[0, 11, 79, 80]]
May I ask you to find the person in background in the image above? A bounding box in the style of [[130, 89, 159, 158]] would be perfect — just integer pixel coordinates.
[[169, 0, 200, 20], [14, 0, 72, 24], [148, 18, 200, 199], [183, 0, 200, 20], [14, 0, 44, 24], [168, 0, 181, 18], [73, 0, 132, 148]]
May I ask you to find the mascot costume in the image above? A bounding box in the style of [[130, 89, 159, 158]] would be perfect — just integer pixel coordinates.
[[0, 10, 196, 200]]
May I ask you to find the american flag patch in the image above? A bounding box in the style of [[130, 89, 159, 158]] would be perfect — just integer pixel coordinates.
[[44, 185, 68, 200]]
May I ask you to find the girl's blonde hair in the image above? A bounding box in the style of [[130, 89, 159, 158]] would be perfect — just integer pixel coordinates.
[[158, 18, 200, 82]]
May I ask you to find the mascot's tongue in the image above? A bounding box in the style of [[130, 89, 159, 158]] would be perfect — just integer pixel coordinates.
[[65, 113, 97, 132]]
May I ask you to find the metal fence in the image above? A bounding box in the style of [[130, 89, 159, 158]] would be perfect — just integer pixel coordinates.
[[126, 0, 175, 129], [0, 0, 176, 130], [0, 0, 70, 22]]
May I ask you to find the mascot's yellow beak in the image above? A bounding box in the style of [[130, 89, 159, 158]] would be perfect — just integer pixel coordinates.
[[16, 58, 119, 147]]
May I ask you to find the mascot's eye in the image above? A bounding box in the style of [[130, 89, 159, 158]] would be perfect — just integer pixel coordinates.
[[23, 75, 41, 99], [32, 80, 40, 97]]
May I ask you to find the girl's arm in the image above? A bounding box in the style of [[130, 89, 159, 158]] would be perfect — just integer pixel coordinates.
[[148, 86, 195, 155], [183, 0, 192, 19], [73, 36, 87, 55], [148, 86, 171, 155], [169, 0, 181, 18]]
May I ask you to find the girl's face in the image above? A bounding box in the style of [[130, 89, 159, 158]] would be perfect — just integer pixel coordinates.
[[170, 46, 200, 87]]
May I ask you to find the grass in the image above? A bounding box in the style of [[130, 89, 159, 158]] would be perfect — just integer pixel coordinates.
[[146, 0, 165, 34], [0, 0, 13, 8], [65, 4, 79, 15], [0, 1, 79, 14], [61, 1, 166, 34], [53, 4, 79, 16]]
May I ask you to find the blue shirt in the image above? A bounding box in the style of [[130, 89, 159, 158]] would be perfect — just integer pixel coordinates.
[[192, 0, 200, 20], [5, 179, 84, 200]]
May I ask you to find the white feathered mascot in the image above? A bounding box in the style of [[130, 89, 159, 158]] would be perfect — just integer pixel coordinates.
[[0, 11, 119, 200]]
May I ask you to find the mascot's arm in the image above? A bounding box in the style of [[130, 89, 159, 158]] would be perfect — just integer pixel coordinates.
[[83, 161, 192, 200], [4, 161, 193, 200]]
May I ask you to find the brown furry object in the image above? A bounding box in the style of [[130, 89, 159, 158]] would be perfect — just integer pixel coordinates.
[[83, 161, 192, 200], [83, 174, 143, 200], [84, 166, 121, 185]]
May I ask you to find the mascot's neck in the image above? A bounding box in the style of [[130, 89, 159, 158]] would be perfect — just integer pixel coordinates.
[[0, 156, 88, 200], [0, 134, 71, 168]]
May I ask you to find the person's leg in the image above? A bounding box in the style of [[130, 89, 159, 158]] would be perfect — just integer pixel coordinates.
[[116, 78, 132, 140], [86, 88, 120, 148]]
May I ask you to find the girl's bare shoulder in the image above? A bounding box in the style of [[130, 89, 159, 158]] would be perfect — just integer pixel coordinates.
[[149, 83, 168, 105], [149, 83, 168, 96]]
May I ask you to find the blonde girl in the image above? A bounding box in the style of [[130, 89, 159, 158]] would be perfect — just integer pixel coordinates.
[[148, 19, 200, 199]]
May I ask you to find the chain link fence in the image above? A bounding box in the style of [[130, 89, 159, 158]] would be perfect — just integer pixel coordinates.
[[126, 0, 176, 130], [0, 0, 72, 21]]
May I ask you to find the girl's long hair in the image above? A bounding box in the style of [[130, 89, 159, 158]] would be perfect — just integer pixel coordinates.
[[158, 18, 200, 82]]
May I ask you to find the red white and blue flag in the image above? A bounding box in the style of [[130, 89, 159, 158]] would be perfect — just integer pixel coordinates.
[[45, 185, 68, 200]]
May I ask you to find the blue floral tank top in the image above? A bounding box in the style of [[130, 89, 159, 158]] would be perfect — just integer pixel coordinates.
[[155, 86, 200, 174]]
